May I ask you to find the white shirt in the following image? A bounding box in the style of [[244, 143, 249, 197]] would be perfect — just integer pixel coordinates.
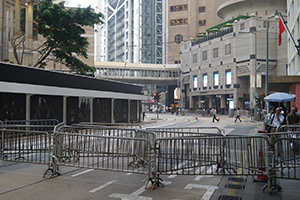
[[270, 114, 284, 127]]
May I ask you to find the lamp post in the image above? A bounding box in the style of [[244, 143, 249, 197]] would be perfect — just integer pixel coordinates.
[[265, 21, 269, 112]]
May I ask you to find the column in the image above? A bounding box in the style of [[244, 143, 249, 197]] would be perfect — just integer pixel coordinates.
[[221, 94, 226, 114], [25, 0, 33, 65], [26, 94, 31, 120], [209, 96, 213, 108], [1, 0, 7, 61], [63, 96, 67, 124], [128, 100, 131, 123], [90, 98, 93, 123], [9, 11, 13, 40], [14, 0, 20, 36], [111, 99, 114, 123]]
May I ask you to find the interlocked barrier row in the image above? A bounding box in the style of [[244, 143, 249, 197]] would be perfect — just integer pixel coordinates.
[[1, 120, 300, 193]]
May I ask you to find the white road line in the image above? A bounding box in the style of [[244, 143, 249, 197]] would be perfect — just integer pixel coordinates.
[[184, 184, 218, 200], [167, 175, 177, 179], [126, 173, 132, 175], [110, 181, 172, 199], [89, 180, 117, 193], [194, 175, 214, 181], [71, 169, 94, 178]]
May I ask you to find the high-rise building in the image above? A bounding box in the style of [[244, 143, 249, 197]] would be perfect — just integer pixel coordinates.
[[95, 0, 165, 64], [167, 0, 226, 64]]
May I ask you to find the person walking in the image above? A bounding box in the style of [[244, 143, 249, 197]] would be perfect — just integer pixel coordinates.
[[234, 108, 242, 122], [212, 108, 219, 123]]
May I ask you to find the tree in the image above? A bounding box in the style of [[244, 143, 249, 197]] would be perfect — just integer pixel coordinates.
[[11, 0, 104, 75]]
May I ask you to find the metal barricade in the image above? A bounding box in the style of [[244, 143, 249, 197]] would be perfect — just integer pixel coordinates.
[[0, 128, 51, 164], [44, 124, 155, 177], [46, 131, 153, 179], [150, 135, 269, 188], [146, 127, 226, 136]]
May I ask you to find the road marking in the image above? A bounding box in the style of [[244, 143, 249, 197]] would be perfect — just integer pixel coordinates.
[[126, 173, 132, 175], [168, 175, 177, 178], [89, 180, 117, 193], [71, 169, 94, 177], [110, 181, 172, 199], [184, 184, 218, 200], [194, 175, 214, 181], [193, 120, 198, 122], [183, 120, 188, 123], [222, 121, 226, 124], [175, 120, 181, 122], [166, 120, 173, 122]]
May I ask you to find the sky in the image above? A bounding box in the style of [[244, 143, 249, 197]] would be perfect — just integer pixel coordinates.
[[64, 0, 97, 8]]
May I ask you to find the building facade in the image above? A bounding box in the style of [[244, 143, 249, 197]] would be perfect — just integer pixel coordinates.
[[95, 0, 165, 64], [167, 0, 226, 65], [287, 0, 300, 108], [180, 16, 287, 114]]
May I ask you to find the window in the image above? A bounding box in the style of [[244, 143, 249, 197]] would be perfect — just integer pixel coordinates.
[[226, 71, 231, 85], [225, 44, 231, 55], [240, 23, 245, 30], [193, 76, 198, 88], [170, 4, 188, 12], [213, 48, 218, 58], [193, 54, 197, 63], [202, 51, 207, 60], [199, 6, 206, 13], [203, 74, 208, 87], [170, 18, 188, 26], [213, 72, 219, 86], [199, 20, 206, 26], [174, 34, 183, 44]]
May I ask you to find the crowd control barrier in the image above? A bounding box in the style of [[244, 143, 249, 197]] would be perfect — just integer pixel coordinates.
[[1, 121, 300, 193]]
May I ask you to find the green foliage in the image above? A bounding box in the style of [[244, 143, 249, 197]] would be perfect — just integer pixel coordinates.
[[35, 0, 104, 75]]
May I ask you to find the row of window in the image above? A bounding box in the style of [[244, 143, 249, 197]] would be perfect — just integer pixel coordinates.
[[96, 68, 179, 78], [170, 5, 206, 13], [192, 44, 231, 63], [193, 71, 232, 88]]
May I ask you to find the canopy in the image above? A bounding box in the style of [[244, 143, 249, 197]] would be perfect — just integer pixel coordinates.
[[264, 92, 296, 102]]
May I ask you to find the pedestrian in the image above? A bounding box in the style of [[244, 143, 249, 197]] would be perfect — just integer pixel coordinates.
[[264, 106, 274, 133], [234, 108, 242, 122], [286, 107, 300, 125], [269, 107, 285, 153], [212, 108, 219, 122]]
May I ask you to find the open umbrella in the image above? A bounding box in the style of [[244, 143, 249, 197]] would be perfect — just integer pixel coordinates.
[[264, 92, 296, 102]]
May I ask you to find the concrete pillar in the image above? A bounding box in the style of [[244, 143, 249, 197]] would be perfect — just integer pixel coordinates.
[[63, 96, 67, 124], [128, 100, 130, 123], [26, 94, 31, 120], [9, 11, 13, 40], [25, 0, 33, 65], [14, 0, 20, 36], [90, 98, 93, 123], [111, 99, 114, 123], [209, 95, 213, 108]]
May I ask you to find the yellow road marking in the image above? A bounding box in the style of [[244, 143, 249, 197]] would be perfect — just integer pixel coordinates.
[[228, 189, 235, 195], [241, 122, 246, 125], [222, 121, 226, 124], [193, 120, 197, 122], [183, 120, 188, 123], [166, 120, 173, 123], [175, 120, 181, 122], [204, 120, 208, 123]]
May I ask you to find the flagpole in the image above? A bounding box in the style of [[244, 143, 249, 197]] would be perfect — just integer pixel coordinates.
[[279, 13, 300, 53]]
